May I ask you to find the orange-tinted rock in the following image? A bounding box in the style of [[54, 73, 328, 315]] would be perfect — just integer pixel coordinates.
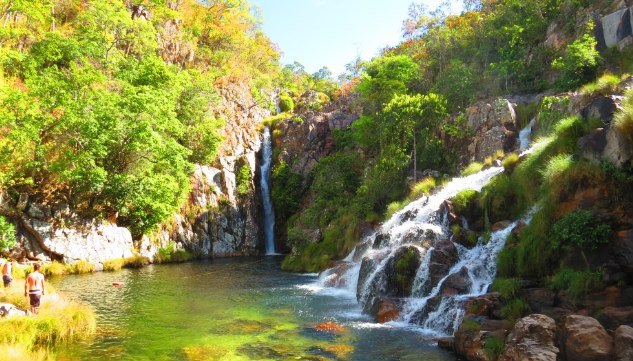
[[375, 298, 400, 323], [314, 322, 346, 334], [563, 315, 613, 361], [492, 220, 512, 231]]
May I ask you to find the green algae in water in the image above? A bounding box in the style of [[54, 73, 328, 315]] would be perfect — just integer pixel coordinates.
[[50, 258, 455, 361]]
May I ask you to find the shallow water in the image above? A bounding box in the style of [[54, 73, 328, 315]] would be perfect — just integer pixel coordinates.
[[50, 257, 455, 361]]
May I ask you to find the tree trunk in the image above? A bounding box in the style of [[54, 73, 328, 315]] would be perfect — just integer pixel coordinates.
[[413, 135, 417, 183]]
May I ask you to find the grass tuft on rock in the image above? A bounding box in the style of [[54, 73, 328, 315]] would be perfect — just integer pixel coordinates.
[[103, 258, 125, 272]]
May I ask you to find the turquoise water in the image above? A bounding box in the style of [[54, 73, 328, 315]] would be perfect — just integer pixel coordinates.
[[51, 257, 455, 361]]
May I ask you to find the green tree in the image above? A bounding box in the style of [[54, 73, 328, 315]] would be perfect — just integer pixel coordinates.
[[0, 215, 16, 252], [357, 55, 419, 114]]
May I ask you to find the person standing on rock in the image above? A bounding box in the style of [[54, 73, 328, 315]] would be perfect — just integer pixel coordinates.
[[24, 263, 45, 315], [1, 259, 12, 287]]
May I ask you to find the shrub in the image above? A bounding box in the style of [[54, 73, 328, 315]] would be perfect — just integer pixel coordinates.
[[235, 163, 251, 196], [278, 93, 294, 113], [103, 258, 124, 272], [551, 210, 612, 251], [548, 267, 603, 299], [69, 260, 95, 274], [500, 298, 530, 321], [0, 216, 16, 252], [461, 162, 484, 176], [40, 262, 68, 277], [123, 255, 149, 269], [552, 31, 601, 90], [271, 161, 303, 225]]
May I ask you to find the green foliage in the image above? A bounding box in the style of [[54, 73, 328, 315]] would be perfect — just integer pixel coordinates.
[[551, 210, 612, 251], [461, 162, 484, 176], [552, 31, 601, 90], [279, 93, 295, 113], [40, 262, 68, 277], [500, 298, 530, 321], [491, 278, 521, 301], [460, 318, 481, 332], [541, 156, 605, 203], [357, 55, 419, 113], [580, 73, 621, 99], [0, 216, 16, 252], [236, 163, 252, 197], [514, 200, 557, 278], [68, 260, 95, 274], [497, 247, 516, 277], [537, 96, 571, 136], [484, 336, 506, 359], [432, 60, 476, 111], [271, 161, 304, 225], [410, 177, 437, 199], [548, 267, 603, 299], [452, 190, 478, 214]]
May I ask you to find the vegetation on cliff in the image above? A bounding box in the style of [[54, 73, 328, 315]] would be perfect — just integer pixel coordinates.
[[0, 0, 280, 238]]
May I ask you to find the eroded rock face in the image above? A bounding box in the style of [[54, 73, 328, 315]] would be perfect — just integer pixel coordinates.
[[500, 314, 559, 361], [562, 315, 613, 361], [384, 245, 424, 297], [464, 98, 518, 162]]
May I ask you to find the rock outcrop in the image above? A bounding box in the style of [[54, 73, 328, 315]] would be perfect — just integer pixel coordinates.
[[615, 325, 633, 361], [463, 98, 518, 162]]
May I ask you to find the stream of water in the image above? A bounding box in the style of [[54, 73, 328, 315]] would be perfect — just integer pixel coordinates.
[[261, 127, 277, 255], [51, 258, 455, 361]]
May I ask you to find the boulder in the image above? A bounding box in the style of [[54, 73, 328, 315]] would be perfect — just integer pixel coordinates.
[[454, 317, 495, 361], [384, 245, 423, 297], [372, 231, 390, 249], [321, 262, 353, 288], [562, 315, 613, 361], [615, 325, 633, 361], [425, 240, 459, 293], [580, 96, 619, 123], [578, 128, 608, 162], [500, 314, 558, 361], [436, 336, 455, 351], [596, 306, 633, 331], [604, 123, 633, 167], [520, 288, 556, 312], [491, 220, 512, 232], [466, 293, 503, 319], [372, 297, 400, 323], [441, 266, 472, 295]]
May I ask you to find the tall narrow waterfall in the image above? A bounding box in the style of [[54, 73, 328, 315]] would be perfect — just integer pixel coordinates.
[[260, 127, 276, 255]]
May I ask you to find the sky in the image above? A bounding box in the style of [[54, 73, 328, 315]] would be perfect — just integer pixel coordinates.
[[249, 0, 446, 77]]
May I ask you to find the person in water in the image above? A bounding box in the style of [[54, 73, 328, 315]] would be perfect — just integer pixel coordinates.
[[24, 263, 46, 315], [2, 259, 12, 287]]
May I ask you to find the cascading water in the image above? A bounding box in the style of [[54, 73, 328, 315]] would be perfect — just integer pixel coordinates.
[[260, 127, 276, 255], [519, 117, 537, 152], [317, 164, 536, 336]]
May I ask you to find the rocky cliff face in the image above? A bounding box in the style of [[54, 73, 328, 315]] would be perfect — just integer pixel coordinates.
[[2, 81, 271, 265], [142, 81, 270, 259]]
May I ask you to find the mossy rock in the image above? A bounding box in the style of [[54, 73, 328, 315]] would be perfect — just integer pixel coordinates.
[[384, 245, 423, 297]]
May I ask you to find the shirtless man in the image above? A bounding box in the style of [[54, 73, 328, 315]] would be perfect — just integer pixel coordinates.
[[1, 259, 12, 287], [24, 264, 45, 315]]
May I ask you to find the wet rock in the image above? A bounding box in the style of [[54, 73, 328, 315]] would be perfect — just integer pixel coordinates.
[[372, 297, 400, 323], [436, 336, 455, 351], [372, 231, 390, 249], [596, 306, 633, 331], [465, 293, 503, 319], [357, 256, 379, 301], [454, 317, 494, 361], [615, 325, 633, 361], [321, 262, 353, 288], [520, 288, 556, 312], [500, 314, 558, 361], [562, 315, 613, 361], [384, 245, 423, 297], [425, 240, 459, 293], [441, 267, 472, 295], [492, 220, 512, 232], [182, 345, 229, 361]]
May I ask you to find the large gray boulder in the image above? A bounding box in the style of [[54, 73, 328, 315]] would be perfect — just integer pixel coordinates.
[[562, 315, 613, 361], [500, 314, 559, 361], [615, 325, 633, 361]]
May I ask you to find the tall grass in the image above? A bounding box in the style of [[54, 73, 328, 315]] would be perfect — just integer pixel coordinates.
[[0, 283, 96, 359], [614, 87, 633, 144], [103, 258, 125, 272], [580, 73, 621, 99]]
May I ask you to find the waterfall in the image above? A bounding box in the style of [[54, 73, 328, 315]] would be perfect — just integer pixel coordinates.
[[260, 127, 276, 255], [316, 164, 536, 336], [518, 117, 536, 151]]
